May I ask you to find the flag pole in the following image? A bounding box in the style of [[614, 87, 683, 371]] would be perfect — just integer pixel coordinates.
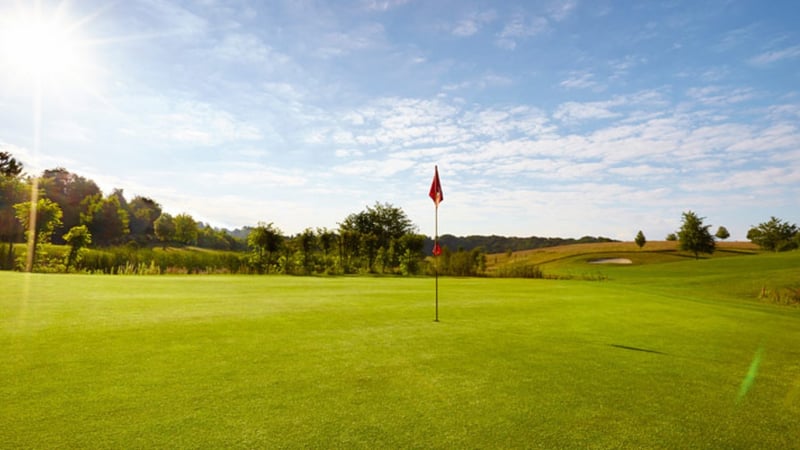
[[434, 202, 439, 322], [429, 165, 443, 323]]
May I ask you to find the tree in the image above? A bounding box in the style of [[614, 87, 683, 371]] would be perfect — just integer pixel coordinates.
[[153, 213, 176, 248], [0, 152, 23, 177], [173, 213, 198, 246], [40, 168, 101, 244], [80, 193, 130, 246], [634, 230, 646, 249], [339, 202, 417, 272], [665, 233, 677, 241], [14, 198, 63, 271], [715, 226, 730, 241], [128, 196, 162, 241], [298, 228, 317, 274], [747, 217, 798, 252], [63, 225, 92, 271], [0, 154, 26, 269], [678, 211, 715, 259], [248, 222, 283, 273]]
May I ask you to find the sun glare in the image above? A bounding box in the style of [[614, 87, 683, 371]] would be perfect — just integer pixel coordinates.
[[0, 4, 94, 91]]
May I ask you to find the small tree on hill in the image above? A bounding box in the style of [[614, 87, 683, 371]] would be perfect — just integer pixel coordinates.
[[665, 233, 677, 241], [715, 226, 730, 241], [678, 211, 715, 259], [747, 217, 798, 252], [634, 230, 646, 249]]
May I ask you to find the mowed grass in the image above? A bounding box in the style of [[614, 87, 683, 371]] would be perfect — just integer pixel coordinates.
[[2, 252, 799, 449]]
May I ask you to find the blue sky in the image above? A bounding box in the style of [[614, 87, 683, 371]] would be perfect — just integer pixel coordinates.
[[1, 0, 798, 241]]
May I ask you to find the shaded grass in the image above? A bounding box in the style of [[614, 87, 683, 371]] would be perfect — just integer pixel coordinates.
[[2, 254, 800, 448]]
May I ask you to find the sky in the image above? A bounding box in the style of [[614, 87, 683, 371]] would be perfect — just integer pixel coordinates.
[[1, 0, 799, 241]]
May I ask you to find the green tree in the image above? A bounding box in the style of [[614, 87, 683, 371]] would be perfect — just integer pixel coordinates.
[[317, 227, 338, 273], [715, 226, 730, 241], [173, 213, 198, 246], [0, 151, 23, 177], [665, 233, 677, 241], [128, 196, 162, 240], [298, 228, 317, 274], [14, 198, 63, 271], [153, 213, 175, 248], [339, 202, 417, 272], [63, 225, 92, 271], [634, 230, 646, 249], [678, 211, 715, 259], [0, 154, 26, 269], [80, 193, 130, 246], [248, 222, 283, 273], [40, 168, 101, 244], [747, 217, 798, 252]]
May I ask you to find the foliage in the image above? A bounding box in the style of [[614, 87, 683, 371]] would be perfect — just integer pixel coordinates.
[[432, 234, 616, 254], [40, 168, 102, 244], [433, 247, 487, 276], [248, 222, 283, 273], [678, 211, 715, 259], [80, 193, 130, 246], [747, 216, 798, 252], [665, 233, 677, 241], [128, 195, 162, 240], [153, 213, 176, 248], [13, 197, 63, 271], [173, 213, 199, 245], [63, 225, 92, 270], [715, 226, 730, 240], [0, 169, 27, 269], [0, 151, 23, 177], [634, 230, 646, 249]]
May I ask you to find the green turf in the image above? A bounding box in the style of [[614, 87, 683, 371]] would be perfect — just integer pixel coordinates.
[[2, 252, 799, 448]]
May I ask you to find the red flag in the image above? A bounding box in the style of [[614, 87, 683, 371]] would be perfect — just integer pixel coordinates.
[[432, 242, 442, 256], [429, 165, 443, 206]]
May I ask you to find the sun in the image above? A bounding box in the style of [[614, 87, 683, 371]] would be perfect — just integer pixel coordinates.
[[0, 2, 94, 91]]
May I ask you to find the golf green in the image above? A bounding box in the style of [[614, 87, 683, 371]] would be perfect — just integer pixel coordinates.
[[2, 253, 799, 448]]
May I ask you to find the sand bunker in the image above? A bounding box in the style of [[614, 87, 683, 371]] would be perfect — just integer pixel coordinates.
[[588, 258, 633, 264]]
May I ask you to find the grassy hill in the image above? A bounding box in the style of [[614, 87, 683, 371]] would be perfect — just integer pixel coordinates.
[[486, 240, 760, 276], [2, 249, 798, 448]]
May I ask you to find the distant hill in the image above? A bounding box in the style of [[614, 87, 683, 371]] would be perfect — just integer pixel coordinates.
[[424, 234, 617, 255]]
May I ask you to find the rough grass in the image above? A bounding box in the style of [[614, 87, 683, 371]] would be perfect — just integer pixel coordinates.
[[2, 250, 799, 448]]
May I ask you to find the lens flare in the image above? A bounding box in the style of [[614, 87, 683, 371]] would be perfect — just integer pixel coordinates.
[[737, 347, 763, 404]]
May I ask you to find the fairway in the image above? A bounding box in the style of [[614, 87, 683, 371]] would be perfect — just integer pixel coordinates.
[[2, 253, 800, 448]]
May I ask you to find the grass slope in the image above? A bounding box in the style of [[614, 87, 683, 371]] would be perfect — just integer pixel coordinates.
[[486, 240, 760, 276], [2, 252, 799, 448]]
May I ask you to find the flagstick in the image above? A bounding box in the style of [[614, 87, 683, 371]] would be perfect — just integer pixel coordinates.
[[434, 203, 439, 322]]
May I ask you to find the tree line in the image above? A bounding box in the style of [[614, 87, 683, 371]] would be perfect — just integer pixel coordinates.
[[637, 210, 800, 258], [1, 152, 488, 275]]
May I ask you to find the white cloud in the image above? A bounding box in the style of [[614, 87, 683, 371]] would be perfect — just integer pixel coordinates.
[[362, 0, 410, 12], [548, 0, 578, 22], [686, 86, 755, 105], [212, 33, 279, 63], [451, 10, 497, 37], [748, 44, 800, 66], [560, 71, 600, 90], [495, 13, 548, 49], [554, 101, 619, 122]]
